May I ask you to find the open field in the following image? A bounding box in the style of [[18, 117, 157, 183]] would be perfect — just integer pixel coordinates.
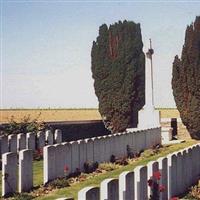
[[0, 108, 180, 123], [0, 109, 101, 123], [158, 108, 180, 118]]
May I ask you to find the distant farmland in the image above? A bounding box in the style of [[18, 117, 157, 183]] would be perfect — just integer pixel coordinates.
[[0, 108, 180, 123]]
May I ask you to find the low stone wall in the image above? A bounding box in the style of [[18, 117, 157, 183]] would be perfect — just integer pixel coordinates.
[[0, 120, 111, 142], [47, 120, 111, 142], [43, 127, 161, 184], [77, 143, 200, 200]]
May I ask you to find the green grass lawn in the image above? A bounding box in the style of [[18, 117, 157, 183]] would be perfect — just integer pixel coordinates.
[[34, 140, 198, 200], [0, 140, 198, 199], [33, 160, 43, 187]]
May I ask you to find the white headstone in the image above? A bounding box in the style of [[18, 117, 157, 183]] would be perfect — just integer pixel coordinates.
[[78, 186, 100, 200], [37, 131, 45, 149], [99, 137, 106, 162], [135, 131, 142, 153], [103, 136, 111, 162], [131, 132, 137, 154], [93, 137, 101, 162], [54, 129, 62, 143], [86, 139, 94, 163], [43, 145, 56, 184], [134, 165, 148, 200], [2, 152, 18, 196], [19, 149, 33, 192], [8, 134, 17, 153], [176, 152, 183, 195], [17, 133, 26, 151], [126, 132, 133, 148], [26, 132, 35, 150], [0, 135, 8, 154], [45, 130, 54, 145], [114, 134, 121, 156], [148, 129, 155, 148], [191, 146, 199, 183], [157, 157, 168, 200], [79, 140, 87, 171], [145, 129, 152, 148], [147, 161, 159, 198], [153, 128, 158, 146], [54, 144, 65, 177], [169, 154, 177, 197], [181, 150, 188, 192], [167, 154, 172, 199], [109, 135, 115, 156], [187, 148, 193, 186], [156, 127, 162, 145], [63, 142, 72, 175], [118, 133, 127, 157], [71, 141, 80, 172], [119, 171, 135, 200], [100, 178, 119, 200], [196, 145, 200, 175], [140, 131, 147, 150]]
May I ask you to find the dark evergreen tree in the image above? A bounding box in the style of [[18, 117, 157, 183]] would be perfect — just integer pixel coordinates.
[[91, 20, 145, 133], [172, 16, 200, 139]]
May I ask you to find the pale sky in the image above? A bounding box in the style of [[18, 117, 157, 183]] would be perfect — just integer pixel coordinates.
[[1, 1, 200, 108]]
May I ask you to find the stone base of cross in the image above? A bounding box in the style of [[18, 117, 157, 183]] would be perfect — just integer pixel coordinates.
[[137, 106, 160, 129]]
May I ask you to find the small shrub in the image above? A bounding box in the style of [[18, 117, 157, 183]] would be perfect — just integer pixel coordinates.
[[141, 149, 156, 158], [134, 152, 141, 157], [68, 168, 81, 178], [12, 193, 34, 200], [83, 162, 99, 173], [1, 114, 49, 136], [126, 145, 134, 158], [110, 155, 116, 163], [152, 144, 162, 154], [189, 180, 200, 199], [47, 178, 70, 189], [99, 163, 120, 171], [115, 157, 128, 166]]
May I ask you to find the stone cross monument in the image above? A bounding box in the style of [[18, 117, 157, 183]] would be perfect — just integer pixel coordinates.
[[137, 39, 160, 128]]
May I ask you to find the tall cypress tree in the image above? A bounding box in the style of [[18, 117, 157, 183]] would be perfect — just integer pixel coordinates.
[[91, 20, 145, 133], [172, 16, 200, 139]]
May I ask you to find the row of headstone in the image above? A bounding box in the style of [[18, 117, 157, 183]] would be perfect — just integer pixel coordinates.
[[77, 143, 200, 200], [2, 149, 33, 197], [43, 127, 161, 184], [0, 129, 62, 155]]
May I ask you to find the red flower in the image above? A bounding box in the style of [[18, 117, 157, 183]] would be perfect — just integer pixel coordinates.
[[37, 148, 43, 156], [153, 171, 161, 180], [170, 197, 179, 200], [159, 185, 165, 192], [147, 179, 153, 187], [64, 165, 69, 173]]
